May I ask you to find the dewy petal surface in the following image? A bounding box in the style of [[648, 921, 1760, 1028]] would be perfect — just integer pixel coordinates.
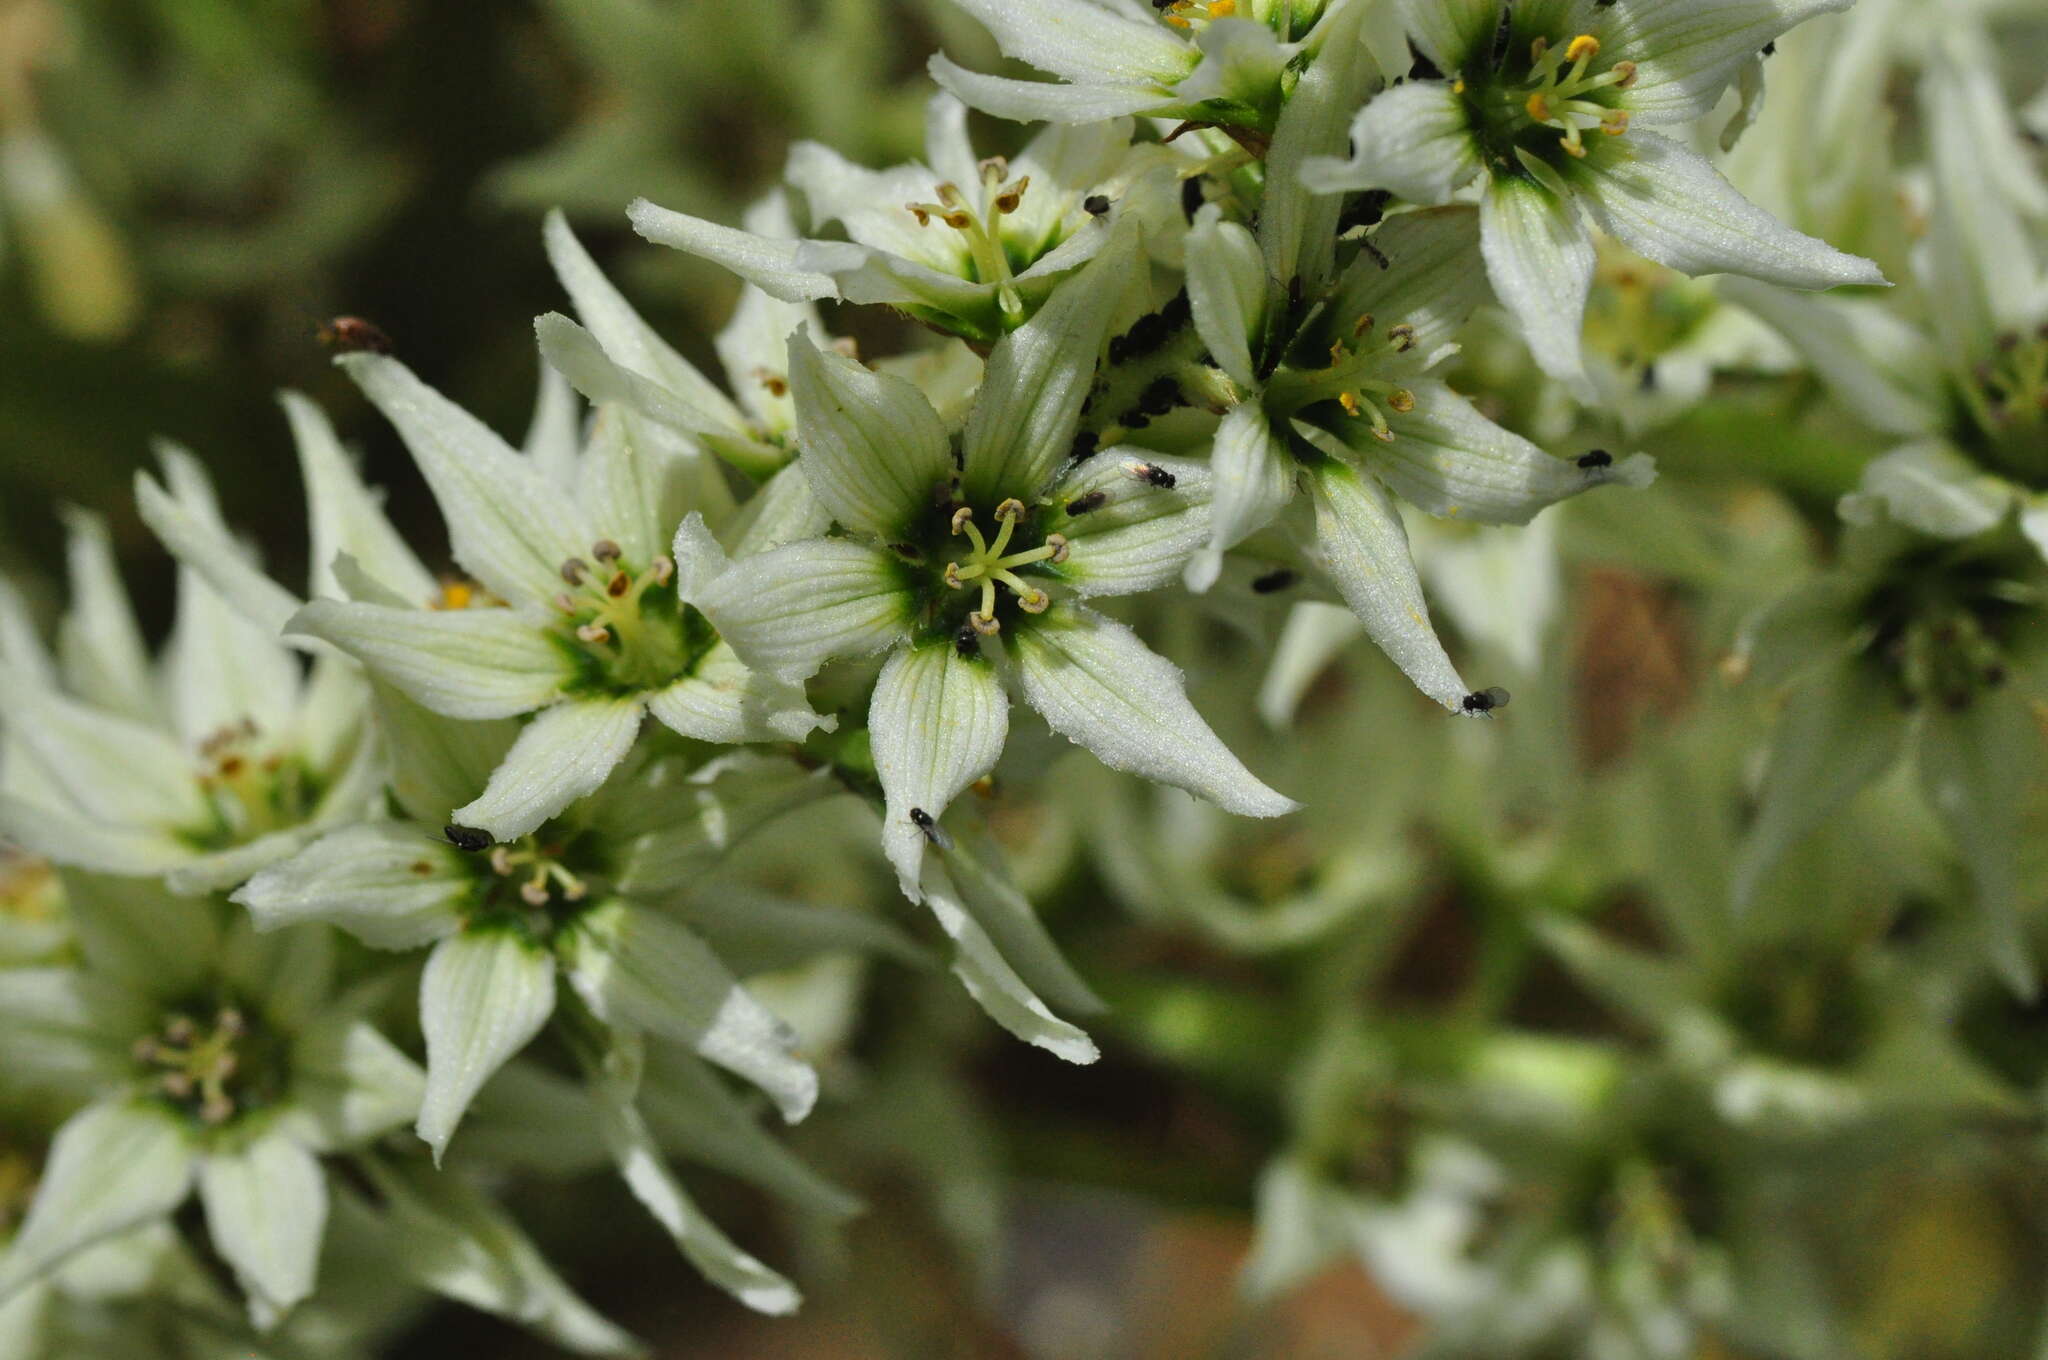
[[1004, 605, 1296, 818], [1480, 178, 1597, 390], [694, 539, 914, 680], [454, 697, 647, 842], [287, 600, 573, 721], [198, 1134, 328, 1326], [1604, 0, 1859, 125], [233, 823, 469, 950], [870, 643, 1010, 900], [941, 0, 1194, 86], [787, 332, 953, 539], [1303, 82, 1481, 207], [1189, 407, 1293, 593]]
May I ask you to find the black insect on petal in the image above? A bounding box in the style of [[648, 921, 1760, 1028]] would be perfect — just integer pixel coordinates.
[[1084, 194, 1111, 216], [443, 824, 492, 853], [909, 806, 952, 847], [1251, 568, 1298, 594], [1461, 687, 1512, 714], [1576, 449, 1613, 470], [1066, 490, 1109, 516], [1338, 189, 1392, 234], [955, 623, 981, 658]]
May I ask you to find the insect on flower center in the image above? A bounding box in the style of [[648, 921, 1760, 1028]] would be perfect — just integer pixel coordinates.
[[907, 157, 1034, 320], [942, 500, 1067, 636]]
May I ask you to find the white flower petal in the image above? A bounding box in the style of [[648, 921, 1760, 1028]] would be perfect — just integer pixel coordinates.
[[287, 600, 572, 721], [0, 661, 207, 830], [1396, 0, 1504, 72], [535, 312, 738, 446], [544, 209, 747, 431], [869, 643, 1010, 900], [723, 463, 836, 558], [1716, 280, 1943, 437], [0, 1101, 195, 1303], [164, 568, 302, 751], [942, 0, 1193, 85], [54, 509, 162, 723], [922, 861, 1099, 1063], [929, 55, 1171, 124], [1189, 406, 1293, 592], [1259, 0, 1370, 296], [1302, 81, 1480, 207], [523, 357, 583, 484], [199, 1134, 327, 1327], [694, 539, 914, 680], [942, 825, 1104, 1018], [647, 642, 832, 745], [1048, 451, 1216, 597], [342, 354, 601, 607], [1004, 604, 1296, 816], [417, 930, 558, 1163], [1611, 0, 1857, 125], [1258, 602, 1364, 728], [1370, 381, 1655, 524], [133, 471, 305, 639], [454, 697, 645, 841], [1575, 132, 1886, 290], [787, 331, 954, 538], [1480, 177, 1596, 391], [1184, 206, 1270, 389], [563, 902, 817, 1123], [585, 1056, 801, 1316], [281, 391, 437, 606], [1305, 458, 1471, 712], [628, 198, 837, 302], [1323, 205, 1487, 361], [289, 1016, 426, 1150], [640, 1050, 861, 1219], [962, 217, 1142, 504], [1843, 441, 2017, 541], [0, 794, 193, 878], [233, 823, 468, 949]]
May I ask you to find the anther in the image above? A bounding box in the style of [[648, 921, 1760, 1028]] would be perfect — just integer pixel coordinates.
[[578, 624, 613, 645], [970, 611, 1002, 635], [592, 540, 622, 563], [650, 556, 675, 586], [520, 881, 550, 907], [1045, 533, 1070, 564], [1354, 313, 1375, 336], [993, 175, 1029, 214], [1565, 34, 1600, 61], [606, 571, 631, 598], [994, 498, 1027, 522], [944, 561, 967, 589], [489, 846, 515, 875], [1612, 60, 1637, 87], [560, 558, 589, 585], [1387, 323, 1417, 351], [1017, 589, 1052, 613], [951, 505, 976, 535], [1387, 389, 1416, 414]]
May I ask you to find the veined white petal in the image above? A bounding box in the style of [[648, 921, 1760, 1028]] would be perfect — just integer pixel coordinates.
[[962, 217, 1141, 504], [544, 209, 746, 431], [1003, 604, 1296, 816], [922, 861, 1099, 1063], [628, 199, 837, 302], [341, 354, 601, 607], [693, 539, 914, 680], [1842, 441, 2017, 542], [1731, 659, 1908, 910], [287, 600, 571, 721], [1302, 81, 1480, 207], [0, 661, 207, 829], [54, 509, 161, 724], [584, 1054, 801, 1315], [522, 357, 583, 484], [943, 825, 1104, 1018], [568, 411, 660, 567], [199, 1135, 327, 1327], [1304, 458, 1470, 712], [454, 696, 645, 841], [1575, 133, 1886, 290], [1921, 696, 2042, 999], [369, 681, 519, 826], [869, 643, 1009, 900], [1189, 406, 1292, 592], [716, 282, 820, 435], [929, 55, 1171, 124], [1610, 0, 1857, 125], [1480, 177, 1596, 391], [0, 1101, 195, 1303], [1397, 0, 1503, 72], [723, 463, 835, 558], [1323, 206, 1486, 362], [281, 391, 436, 606], [535, 312, 733, 444], [640, 1049, 862, 1219], [647, 642, 833, 745], [943, 0, 1193, 85], [1185, 206, 1270, 389], [233, 823, 468, 949], [1047, 451, 1215, 597], [787, 331, 953, 538], [0, 579, 53, 684], [563, 902, 817, 1123], [166, 827, 324, 897], [1371, 381, 1655, 524], [417, 930, 557, 1163]]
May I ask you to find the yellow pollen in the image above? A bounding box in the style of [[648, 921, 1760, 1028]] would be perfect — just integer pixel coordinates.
[[1526, 92, 1552, 122], [1565, 34, 1600, 62], [435, 580, 474, 610], [1207, 0, 1235, 14], [1338, 391, 1361, 416]]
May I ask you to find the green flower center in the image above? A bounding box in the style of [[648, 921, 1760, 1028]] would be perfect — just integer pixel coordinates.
[[1859, 539, 2035, 711], [134, 1002, 286, 1127], [1264, 314, 1422, 435], [189, 719, 325, 849], [1466, 29, 1635, 174], [552, 540, 711, 694], [940, 499, 1067, 636], [1583, 246, 1716, 377], [1956, 327, 2048, 488], [907, 158, 1038, 323], [462, 827, 603, 943]]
